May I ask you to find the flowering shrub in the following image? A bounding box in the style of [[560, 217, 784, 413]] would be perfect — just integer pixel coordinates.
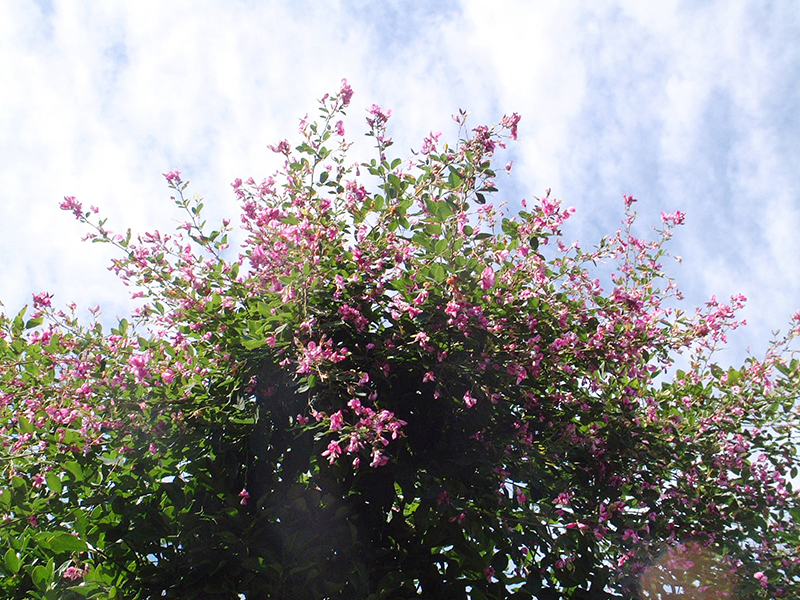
[[1, 81, 800, 599]]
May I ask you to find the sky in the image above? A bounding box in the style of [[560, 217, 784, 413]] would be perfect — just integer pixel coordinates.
[[1, 0, 798, 367]]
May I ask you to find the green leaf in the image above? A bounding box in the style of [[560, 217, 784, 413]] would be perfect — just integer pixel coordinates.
[[447, 168, 462, 188], [25, 317, 44, 330], [242, 338, 266, 350], [46, 473, 63, 495], [501, 218, 519, 236], [774, 360, 794, 376], [18, 417, 34, 434], [3, 548, 21, 574], [726, 367, 741, 385], [388, 173, 403, 192], [430, 263, 446, 283], [37, 532, 87, 553], [12, 307, 26, 336], [32, 564, 51, 590], [64, 461, 84, 481]]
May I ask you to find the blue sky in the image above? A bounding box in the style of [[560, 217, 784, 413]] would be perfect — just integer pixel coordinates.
[[1, 0, 798, 366]]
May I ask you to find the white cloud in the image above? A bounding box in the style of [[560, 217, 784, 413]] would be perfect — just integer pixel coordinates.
[[0, 0, 797, 365]]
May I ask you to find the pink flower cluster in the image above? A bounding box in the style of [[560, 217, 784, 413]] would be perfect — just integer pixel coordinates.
[[63, 564, 89, 581], [295, 337, 349, 375], [320, 398, 407, 469], [59, 195, 83, 218]]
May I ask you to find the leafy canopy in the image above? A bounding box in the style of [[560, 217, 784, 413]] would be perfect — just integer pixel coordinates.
[[1, 81, 799, 599]]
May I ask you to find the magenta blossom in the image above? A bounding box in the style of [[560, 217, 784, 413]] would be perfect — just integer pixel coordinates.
[[463, 390, 477, 408], [163, 168, 181, 184], [32, 292, 52, 309], [501, 112, 521, 139], [480, 266, 495, 290], [322, 440, 342, 464], [329, 410, 344, 431], [660, 210, 686, 226], [367, 104, 391, 128], [63, 565, 88, 581], [340, 78, 353, 106], [60, 196, 83, 218], [420, 131, 442, 155], [269, 140, 292, 155]]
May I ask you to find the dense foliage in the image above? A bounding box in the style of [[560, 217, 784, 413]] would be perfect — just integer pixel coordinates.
[[2, 82, 800, 599]]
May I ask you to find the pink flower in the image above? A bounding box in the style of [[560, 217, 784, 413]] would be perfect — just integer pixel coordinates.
[[269, 140, 291, 155], [472, 125, 496, 153], [660, 210, 686, 226], [163, 169, 181, 184], [32, 473, 46, 488], [335, 120, 345, 136], [322, 440, 342, 463], [622, 528, 640, 542], [238, 488, 250, 505], [329, 410, 344, 432], [484, 566, 496, 582], [370, 449, 389, 468], [480, 266, 495, 290], [554, 491, 572, 506], [413, 331, 430, 346], [346, 434, 363, 453], [340, 79, 353, 106], [63, 565, 87, 581], [449, 512, 467, 524], [463, 391, 477, 408], [32, 292, 52, 309], [367, 104, 392, 128], [501, 112, 521, 139], [420, 131, 442, 154], [60, 196, 83, 218]]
